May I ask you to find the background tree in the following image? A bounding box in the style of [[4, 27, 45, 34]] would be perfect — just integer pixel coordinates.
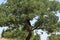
[[0, 0, 60, 40]]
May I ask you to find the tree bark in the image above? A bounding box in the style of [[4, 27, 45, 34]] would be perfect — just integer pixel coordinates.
[[24, 19, 32, 40], [26, 31, 32, 40]]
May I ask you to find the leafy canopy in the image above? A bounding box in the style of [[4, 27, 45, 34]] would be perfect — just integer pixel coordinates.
[[0, 0, 60, 33]]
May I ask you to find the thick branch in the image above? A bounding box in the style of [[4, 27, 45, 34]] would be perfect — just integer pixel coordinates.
[[24, 19, 32, 31], [32, 19, 44, 31], [32, 26, 41, 31]]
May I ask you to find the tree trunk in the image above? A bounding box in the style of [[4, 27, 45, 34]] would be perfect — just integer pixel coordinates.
[[24, 19, 32, 40], [26, 31, 32, 40]]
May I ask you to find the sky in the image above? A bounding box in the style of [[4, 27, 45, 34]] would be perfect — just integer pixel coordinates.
[[0, 0, 60, 40], [0, 0, 4, 4]]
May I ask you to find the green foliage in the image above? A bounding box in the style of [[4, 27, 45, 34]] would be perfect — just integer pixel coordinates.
[[2, 28, 28, 40], [0, 0, 60, 33], [0, 0, 60, 40], [33, 34, 40, 40], [49, 34, 60, 40]]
